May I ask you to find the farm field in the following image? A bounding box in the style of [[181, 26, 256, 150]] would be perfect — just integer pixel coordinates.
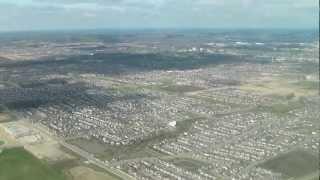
[[0, 147, 66, 180]]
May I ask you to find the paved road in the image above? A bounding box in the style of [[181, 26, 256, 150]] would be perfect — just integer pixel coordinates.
[[59, 141, 135, 180]]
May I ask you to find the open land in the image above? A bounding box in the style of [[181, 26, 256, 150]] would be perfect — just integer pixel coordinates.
[[0, 147, 66, 180]]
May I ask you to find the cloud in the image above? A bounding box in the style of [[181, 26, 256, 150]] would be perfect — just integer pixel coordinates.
[[30, 0, 169, 9], [0, 0, 318, 31]]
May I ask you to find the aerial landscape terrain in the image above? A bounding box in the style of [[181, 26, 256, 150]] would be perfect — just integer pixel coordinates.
[[0, 29, 318, 180]]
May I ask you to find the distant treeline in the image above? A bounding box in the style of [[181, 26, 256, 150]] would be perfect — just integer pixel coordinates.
[[1, 52, 257, 76]]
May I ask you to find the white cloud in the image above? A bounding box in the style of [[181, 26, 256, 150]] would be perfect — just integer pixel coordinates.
[[0, 0, 318, 31]]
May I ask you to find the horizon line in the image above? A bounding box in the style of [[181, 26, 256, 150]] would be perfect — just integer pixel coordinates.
[[0, 27, 319, 34]]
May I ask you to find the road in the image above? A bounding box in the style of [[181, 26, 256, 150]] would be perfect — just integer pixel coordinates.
[[59, 141, 135, 180]]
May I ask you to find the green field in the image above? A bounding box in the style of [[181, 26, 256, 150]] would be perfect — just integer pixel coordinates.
[[293, 80, 319, 90], [159, 84, 204, 93], [260, 150, 319, 179], [69, 131, 171, 161], [0, 148, 66, 180], [168, 158, 207, 172], [295, 171, 320, 180]]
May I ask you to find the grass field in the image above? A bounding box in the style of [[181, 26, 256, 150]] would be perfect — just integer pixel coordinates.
[[168, 158, 207, 172], [159, 84, 204, 94], [69, 166, 121, 180], [268, 99, 304, 115], [0, 147, 66, 180], [260, 150, 319, 179], [295, 171, 320, 180], [240, 78, 318, 97], [69, 132, 170, 161]]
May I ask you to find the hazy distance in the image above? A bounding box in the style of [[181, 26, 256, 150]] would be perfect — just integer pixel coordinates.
[[0, 0, 318, 31]]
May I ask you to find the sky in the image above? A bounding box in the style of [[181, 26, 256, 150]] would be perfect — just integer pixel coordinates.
[[0, 0, 318, 31]]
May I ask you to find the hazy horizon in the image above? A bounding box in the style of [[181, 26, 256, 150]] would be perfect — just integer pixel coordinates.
[[0, 27, 319, 34], [0, 0, 318, 31]]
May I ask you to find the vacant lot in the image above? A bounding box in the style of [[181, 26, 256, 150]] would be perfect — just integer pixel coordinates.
[[69, 166, 120, 180], [241, 77, 318, 97], [168, 158, 207, 172], [260, 150, 319, 178], [69, 135, 167, 161], [25, 142, 75, 162], [0, 147, 66, 180], [159, 84, 204, 93]]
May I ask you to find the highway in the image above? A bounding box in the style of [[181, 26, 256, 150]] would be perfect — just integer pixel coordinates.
[[59, 141, 136, 180]]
